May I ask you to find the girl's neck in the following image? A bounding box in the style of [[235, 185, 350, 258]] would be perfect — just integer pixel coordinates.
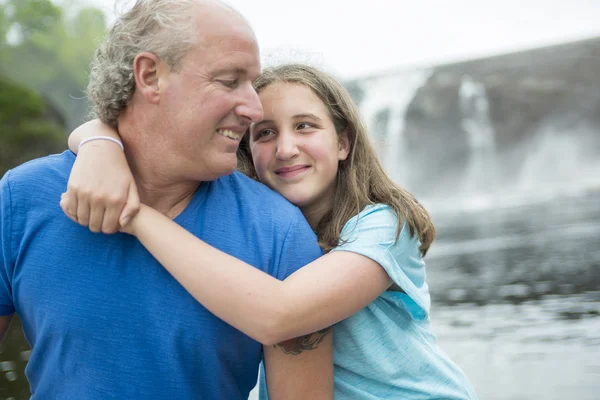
[[302, 208, 325, 231], [300, 192, 334, 231]]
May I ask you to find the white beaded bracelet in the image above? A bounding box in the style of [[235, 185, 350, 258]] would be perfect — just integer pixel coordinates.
[[78, 136, 124, 151]]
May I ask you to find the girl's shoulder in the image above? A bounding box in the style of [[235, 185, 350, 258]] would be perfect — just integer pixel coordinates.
[[334, 204, 430, 320], [340, 203, 402, 246]]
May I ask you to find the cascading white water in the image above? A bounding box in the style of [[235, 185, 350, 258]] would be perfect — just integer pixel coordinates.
[[357, 70, 432, 185], [517, 127, 600, 195], [350, 66, 599, 213], [458, 75, 496, 193]]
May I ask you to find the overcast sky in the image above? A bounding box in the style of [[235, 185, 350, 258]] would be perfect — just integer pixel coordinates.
[[73, 0, 600, 79]]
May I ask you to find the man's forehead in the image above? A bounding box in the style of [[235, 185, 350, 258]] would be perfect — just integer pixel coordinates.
[[191, 20, 258, 56], [184, 2, 260, 77], [191, 38, 261, 76], [192, 0, 256, 37]]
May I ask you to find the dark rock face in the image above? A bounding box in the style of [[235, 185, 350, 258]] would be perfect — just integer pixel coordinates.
[[348, 37, 600, 198]]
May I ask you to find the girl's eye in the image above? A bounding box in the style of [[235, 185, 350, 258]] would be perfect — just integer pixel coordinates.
[[296, 122, 314, 130], [257, 129, 275, 139]]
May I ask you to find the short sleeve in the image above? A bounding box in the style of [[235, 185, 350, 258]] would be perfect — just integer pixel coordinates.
[[0, 172, 15, 315], [330, 204, 430, 320], [274, 210, 323, 281]]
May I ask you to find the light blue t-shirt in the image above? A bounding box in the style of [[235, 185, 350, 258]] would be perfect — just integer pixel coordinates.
[[260, 204, 478, 399], [0, 151, 322, 399]]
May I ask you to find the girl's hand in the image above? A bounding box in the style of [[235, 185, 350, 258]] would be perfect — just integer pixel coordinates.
[[60, 140, 140, 233], [116, 204, 150, 236]]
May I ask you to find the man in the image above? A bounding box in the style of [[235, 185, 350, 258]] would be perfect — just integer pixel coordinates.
[[0, 0, 332, 398]]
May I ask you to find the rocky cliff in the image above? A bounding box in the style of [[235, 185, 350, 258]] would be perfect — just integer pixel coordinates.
[[346, 37, 600, 199]]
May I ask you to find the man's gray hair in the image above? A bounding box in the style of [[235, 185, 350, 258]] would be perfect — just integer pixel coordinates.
[[87, 0, 201, 127]]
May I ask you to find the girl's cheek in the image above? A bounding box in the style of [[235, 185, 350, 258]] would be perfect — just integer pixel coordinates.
[[306, 143, 331, 162], [252, 150, 270, 176]]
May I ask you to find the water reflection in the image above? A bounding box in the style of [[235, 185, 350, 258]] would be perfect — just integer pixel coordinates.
[[425, 189, 600, 400], [427, 190, 600, 306], [433, 299, 599, 400]]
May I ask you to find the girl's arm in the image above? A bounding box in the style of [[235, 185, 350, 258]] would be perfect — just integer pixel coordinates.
[[130, 205, 393, 345], [62, 120, 139, 233], [68, 119, 121, 154]]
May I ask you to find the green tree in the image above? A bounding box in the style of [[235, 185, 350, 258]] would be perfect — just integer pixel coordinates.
[[1, 0, 107, 130], [0, 77, 66, 175]]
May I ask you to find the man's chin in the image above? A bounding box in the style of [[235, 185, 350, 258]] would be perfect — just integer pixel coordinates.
[[197, 163, 237, 181], [221, 163, 237, 177]]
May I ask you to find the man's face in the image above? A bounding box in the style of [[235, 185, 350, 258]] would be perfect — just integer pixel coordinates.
[[156, 10, 263, 181]]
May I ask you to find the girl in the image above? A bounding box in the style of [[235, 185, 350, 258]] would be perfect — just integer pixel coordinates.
[[61, 64, 478, 399]]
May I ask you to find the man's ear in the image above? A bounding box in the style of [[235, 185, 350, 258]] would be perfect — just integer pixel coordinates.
[[338, 130, 351, 161], [132, 52, 162, 104]]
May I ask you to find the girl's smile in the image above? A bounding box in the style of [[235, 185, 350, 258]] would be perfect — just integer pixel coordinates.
[[274, 164, 312, 179]]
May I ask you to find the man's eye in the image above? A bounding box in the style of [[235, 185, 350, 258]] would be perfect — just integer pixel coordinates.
[[220, 80, 239, 88]]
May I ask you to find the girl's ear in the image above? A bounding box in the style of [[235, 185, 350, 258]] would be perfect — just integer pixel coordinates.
[[338, 130, 351, 161]]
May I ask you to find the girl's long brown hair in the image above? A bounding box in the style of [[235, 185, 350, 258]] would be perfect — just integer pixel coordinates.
[[238, 64, 435, 255]]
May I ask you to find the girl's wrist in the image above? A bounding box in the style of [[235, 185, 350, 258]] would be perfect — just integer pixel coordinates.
[[129, 205, 151, 236], [120, 205, 145, 236]]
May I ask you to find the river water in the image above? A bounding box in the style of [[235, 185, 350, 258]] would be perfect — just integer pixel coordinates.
[[421, 188, 600, 400]]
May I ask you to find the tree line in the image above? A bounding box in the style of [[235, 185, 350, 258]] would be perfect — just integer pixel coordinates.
[[1, 0, 108, 176]]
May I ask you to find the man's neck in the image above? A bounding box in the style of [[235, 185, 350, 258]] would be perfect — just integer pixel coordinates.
[[135, 176, 199, 219], [119, 115, 200, 219]]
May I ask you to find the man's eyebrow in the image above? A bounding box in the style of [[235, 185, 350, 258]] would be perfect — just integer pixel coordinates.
[[212, 66, 247, 76]]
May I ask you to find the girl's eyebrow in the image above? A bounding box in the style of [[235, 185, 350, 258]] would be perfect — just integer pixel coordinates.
[[251, 114, 323, 132], [251, 120, 274, 131], [292, 113, 323, 122]]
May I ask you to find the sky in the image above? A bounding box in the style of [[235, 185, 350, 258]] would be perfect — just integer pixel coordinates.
[[72, 0, 600, 80]]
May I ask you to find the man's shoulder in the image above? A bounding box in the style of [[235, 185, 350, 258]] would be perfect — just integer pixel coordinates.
[[208, 171, 316, 241], [216, 171, 302, 214], [2, 151, 73, 200], [216, 173, 322, 279], [3, 151, 73, 185]]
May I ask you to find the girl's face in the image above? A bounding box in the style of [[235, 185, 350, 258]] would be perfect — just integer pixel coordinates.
[[249, 82, 350, 215]]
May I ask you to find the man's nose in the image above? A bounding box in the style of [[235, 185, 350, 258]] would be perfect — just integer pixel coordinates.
[[236, 84, 263, 123], [275, 132, 300, 160]]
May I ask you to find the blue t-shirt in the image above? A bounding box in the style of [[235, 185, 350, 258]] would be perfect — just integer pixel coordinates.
[[259, 204, 477, 399], [0, 151, 322, 400]]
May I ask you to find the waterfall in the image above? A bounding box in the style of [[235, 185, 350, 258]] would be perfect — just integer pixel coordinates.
[[357, 70, 432, 185], [458, 75, 496, 193]]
